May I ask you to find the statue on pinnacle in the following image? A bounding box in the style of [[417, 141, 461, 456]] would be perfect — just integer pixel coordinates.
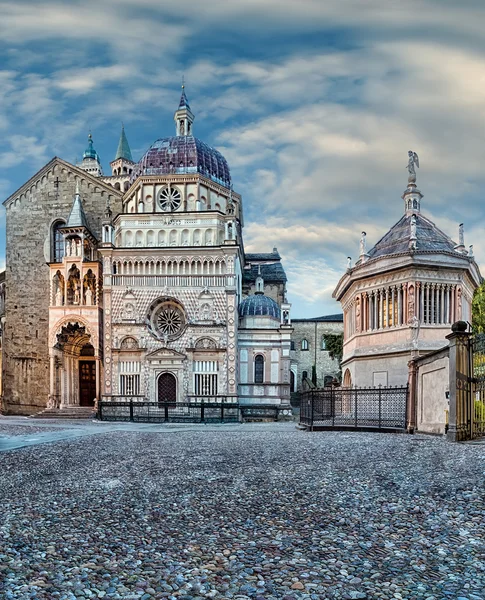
[[406, 150, 419, 183]]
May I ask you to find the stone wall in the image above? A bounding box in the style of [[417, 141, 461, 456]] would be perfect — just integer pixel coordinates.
[[2, 160, 121, 414], [412, 347, 449, 435], [290, 319, 343, 392]]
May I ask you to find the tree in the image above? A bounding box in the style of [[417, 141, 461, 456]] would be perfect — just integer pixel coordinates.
[[472, 282, 485, 333], [322, 333, 344, 364]]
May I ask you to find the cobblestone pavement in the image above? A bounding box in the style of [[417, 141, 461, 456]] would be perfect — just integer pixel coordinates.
[[1, 425, 484, 600]]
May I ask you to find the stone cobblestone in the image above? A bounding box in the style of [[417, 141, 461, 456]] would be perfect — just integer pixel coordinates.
[[1, 428, 484, 599]]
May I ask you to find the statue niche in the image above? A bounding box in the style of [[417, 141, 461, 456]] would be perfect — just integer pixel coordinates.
[[67, 264, 81, 305], [83, 269, 96, 305], [53, 270, 65, 306]]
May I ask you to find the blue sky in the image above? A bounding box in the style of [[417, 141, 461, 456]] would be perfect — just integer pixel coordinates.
[[1, 0, 485, 317]]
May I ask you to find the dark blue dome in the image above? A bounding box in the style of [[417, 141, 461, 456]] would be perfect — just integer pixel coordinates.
[[131, 135, 231, 188], [239, 294, 281, 319]]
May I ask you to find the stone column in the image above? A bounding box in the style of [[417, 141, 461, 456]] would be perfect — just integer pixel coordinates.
[[426, 283, 430, 324], [440, 284, 445, 324], [419, 282, 424, 323], [374, 292, 378, 330], [398, 285, 402, 326], [391, 286, 395, 327], [407, 357, 418, 433]]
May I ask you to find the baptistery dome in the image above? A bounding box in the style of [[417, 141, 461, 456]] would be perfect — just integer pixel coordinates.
[[239, 294, 281, 319], [131, 136, 231, 188]]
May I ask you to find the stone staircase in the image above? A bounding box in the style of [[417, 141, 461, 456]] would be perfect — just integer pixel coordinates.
[[31, 406, 97, 419]]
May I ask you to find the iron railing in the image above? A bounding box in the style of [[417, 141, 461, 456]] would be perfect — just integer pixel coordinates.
[[300, 385, 408, 431], [98, 396, 239, 423]]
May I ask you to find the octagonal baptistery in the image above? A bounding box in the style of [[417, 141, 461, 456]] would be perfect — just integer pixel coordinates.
[[333, 173, 482, 389]]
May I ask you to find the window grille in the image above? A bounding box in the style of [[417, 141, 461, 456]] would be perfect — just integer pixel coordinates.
[[254, 355, 264, 384], [193, 360, 218, 396], [301, 339, 309, 351], [119, 361, 141, 395]]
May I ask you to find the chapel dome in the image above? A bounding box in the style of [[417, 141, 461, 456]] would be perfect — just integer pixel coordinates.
[[239, 294, 281, 319], [130, 136, 231, 188]]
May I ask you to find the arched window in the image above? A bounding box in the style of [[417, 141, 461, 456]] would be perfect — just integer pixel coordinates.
[[254, 355, 264, 384], [321, 337, 327, 350], [51, 220, 65, 262], [301, 339, 309, 351], [302, 370, 308, 381]]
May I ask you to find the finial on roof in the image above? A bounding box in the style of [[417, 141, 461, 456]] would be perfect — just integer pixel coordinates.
[[359, 232, 366, 256], [469, 244, 474, 258], [347, 256, 352, 269], [454, 223, 466, 254], [255, 264, 264, 294], [406, 150, 419, 184]]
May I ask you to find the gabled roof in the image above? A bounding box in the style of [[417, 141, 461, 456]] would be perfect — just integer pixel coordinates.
[[114, 125, 133, 162], [3, 157, 123, 208], [292, 314, 344, 323], [246, 251, 281, 261], [368, 213, 458, 259], [243, 263, 287, 284]]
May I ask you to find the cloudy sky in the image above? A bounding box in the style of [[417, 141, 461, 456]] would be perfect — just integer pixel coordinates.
[[1, 0, 485, 317]]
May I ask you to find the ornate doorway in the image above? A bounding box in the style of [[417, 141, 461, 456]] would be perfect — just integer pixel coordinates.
[[158, 372, 177, 404], [79, 361, 96, 406]]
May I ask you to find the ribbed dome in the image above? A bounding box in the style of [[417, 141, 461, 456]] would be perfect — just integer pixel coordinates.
[[239, 294, 281, 319], [131, 136, 231, 188]]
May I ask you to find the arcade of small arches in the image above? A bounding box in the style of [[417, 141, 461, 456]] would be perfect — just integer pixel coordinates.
[[111, 257, 228, 276], [344, 281, 466, 337], [117, 226, 229, 248]]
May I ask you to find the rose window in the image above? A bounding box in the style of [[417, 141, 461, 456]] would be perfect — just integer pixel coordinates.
[[147, 298, 186, 341], [158, 186, 181, 212]]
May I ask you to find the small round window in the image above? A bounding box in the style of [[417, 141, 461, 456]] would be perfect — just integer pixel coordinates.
[[158, 186, 181, 212]]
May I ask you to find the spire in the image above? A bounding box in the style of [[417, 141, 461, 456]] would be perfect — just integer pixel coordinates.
[[174, 82, 194, 137], [114, 124, 133, 162], [67, 182, 90, 229]]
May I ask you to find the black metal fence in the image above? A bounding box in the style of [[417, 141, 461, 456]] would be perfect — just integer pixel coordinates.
[[98, 396, 239, 423], [300, 386, 408, 431]]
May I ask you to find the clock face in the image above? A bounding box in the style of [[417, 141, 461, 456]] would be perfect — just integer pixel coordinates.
[[158, 186, 181, 211]]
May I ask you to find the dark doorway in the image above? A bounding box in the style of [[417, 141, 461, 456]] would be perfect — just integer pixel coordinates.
[[158, 372, 177, 405], [79, 361, 96, 406]]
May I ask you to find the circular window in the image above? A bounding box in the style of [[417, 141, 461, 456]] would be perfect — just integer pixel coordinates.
[[158, 186, 181, 211], [147, 298, 186, 341]]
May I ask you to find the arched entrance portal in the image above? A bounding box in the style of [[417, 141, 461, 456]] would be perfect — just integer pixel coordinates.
[[158, 372, 177, 405], [50, 322, 98, 408]]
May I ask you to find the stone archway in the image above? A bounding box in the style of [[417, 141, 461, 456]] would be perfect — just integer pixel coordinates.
[[49, 321, 98, 408]]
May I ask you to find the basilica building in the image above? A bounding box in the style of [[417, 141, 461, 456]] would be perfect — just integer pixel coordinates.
[[333, 157, 481, 388], [0, 88, 293, 417]]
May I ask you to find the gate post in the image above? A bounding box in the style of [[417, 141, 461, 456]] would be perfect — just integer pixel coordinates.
[[447, 322, 472, 442], [164, 401, 169, 422], [129, 399, 134, 422]]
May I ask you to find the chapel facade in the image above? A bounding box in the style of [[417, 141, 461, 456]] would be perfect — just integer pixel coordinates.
[[0, 89, 293, 417], [333, 157, 481, 388]]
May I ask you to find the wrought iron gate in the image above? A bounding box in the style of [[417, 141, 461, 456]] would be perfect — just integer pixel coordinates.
[[469, 333, 485, 439], [300, 386, 408, 431]]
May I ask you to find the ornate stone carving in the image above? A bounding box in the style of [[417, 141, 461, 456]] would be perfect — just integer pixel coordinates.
[[195, 337, 217, 350]]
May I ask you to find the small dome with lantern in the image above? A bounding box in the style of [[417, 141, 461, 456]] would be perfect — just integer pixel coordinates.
[[130, 87, 231, 188]]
